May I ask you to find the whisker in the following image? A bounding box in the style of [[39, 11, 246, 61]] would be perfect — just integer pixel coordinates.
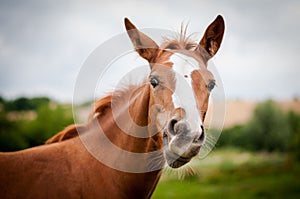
[[162, 161, 199, 180]]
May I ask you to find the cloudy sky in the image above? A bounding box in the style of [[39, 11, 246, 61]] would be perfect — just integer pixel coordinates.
[[0, 0, 299, 102]]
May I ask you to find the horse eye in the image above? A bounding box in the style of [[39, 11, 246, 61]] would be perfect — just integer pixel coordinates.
[[150, 77, 159, 88], [207, 81, 215, 91]]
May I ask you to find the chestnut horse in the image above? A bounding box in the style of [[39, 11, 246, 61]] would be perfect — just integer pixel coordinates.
[[0, 16, 224, 199]]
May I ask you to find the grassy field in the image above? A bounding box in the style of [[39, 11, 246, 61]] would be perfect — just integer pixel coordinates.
[[152, 148, 300, 199]]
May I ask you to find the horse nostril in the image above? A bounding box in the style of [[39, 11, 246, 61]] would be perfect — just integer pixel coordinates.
[[201, 125, 205, 134], [168, 119, 178, 135], [193, 125, 206, 144]]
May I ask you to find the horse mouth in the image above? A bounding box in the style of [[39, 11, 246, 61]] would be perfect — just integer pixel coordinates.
[[163, 130, 203, 168], [164, 150, 199, 169], [168, 156, 191, 168]]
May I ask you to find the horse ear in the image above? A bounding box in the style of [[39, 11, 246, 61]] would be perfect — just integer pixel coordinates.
[[196, 15, 225, 62], [124, 18, 159, 63]]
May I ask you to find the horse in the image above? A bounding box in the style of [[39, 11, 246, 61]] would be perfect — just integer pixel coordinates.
[[0, 15, 224, 199]]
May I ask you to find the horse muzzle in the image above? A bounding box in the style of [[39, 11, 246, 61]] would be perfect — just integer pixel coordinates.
[[163, 118, 206, 168]]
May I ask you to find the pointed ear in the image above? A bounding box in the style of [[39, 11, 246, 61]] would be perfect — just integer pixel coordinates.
[[196, 15, 225, 62], [124, 18, 159, 63]]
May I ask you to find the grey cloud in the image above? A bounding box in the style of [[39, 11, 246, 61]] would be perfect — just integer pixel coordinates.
[[0, 0, 299, 101]]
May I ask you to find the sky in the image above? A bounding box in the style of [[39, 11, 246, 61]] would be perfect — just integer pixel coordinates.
[[0, 0, 300, 102]]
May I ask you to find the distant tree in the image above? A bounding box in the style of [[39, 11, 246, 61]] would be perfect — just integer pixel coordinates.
[[3, 96, 51, 111], [217, 125, 244, 148], [0, 111, 29, 151], [0, 98, 73, 151], [0, 96, 4, 103], [14, 97, 33, 110], [22, 104, 74, 147], [243, 100, 291, 152], [218, 100, 292, 152], [287, 111, 300, 160], [29, 97, 50, 110]]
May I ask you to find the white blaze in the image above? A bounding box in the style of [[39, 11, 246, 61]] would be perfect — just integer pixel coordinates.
[[170, 53, 202, 132]]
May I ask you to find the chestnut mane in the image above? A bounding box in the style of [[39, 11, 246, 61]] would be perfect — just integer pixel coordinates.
[[161, 24, 197, 50], [46, 95, 112, 144]]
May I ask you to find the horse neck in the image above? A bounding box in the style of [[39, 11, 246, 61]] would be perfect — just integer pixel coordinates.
[[88, 84, 164, 198], [97, 83, 162, 153]]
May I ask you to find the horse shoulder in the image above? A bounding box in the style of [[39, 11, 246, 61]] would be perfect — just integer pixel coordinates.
[[0, 138, 89, 198]]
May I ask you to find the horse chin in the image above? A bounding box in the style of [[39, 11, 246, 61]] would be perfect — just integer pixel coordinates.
[[168, 158, 191, 169], [164, 150, 192, 169]]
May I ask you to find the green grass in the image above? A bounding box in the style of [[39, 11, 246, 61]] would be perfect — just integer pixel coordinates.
[[152, 148, 300, 199]]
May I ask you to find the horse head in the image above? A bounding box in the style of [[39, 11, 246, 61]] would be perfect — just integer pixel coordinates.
[[125, 16, 225, 168]]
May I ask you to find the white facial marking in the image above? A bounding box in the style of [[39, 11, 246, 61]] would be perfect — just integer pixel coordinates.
[[170, 53, 198, 92], [169, 53, 202, 132]]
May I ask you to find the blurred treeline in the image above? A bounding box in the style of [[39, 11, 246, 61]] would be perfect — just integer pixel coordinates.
[[216, 100, 300, 160], [0, 96, 73, 152], [1, 96, 300, 160]]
